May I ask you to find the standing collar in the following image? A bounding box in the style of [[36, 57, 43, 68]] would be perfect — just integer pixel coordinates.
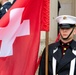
[[60, 40, 73, 46], [59, 40, 76, 49]]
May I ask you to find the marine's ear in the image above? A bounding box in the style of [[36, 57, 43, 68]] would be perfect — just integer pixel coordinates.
[[74, 27, 76, 35]]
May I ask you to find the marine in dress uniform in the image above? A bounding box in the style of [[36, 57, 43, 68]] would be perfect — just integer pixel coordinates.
[[38, 15, 76, 75], [0, 0, 12, 18]]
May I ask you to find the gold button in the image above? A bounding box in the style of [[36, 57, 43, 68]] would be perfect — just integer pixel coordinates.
[[63, 53, 65, 55], [64, 48, 66, 50]]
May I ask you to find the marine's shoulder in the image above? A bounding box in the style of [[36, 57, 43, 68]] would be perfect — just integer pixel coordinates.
[[71, 40, 76, 50], [48, 41, 60, 49], [3, 2, 12, 7]]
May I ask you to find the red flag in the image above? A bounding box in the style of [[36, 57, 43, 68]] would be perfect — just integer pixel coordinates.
[[40, 0, 50, 31], [0, 0, 49, 75]]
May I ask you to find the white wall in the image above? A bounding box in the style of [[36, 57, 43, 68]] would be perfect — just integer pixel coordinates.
[[9, 0, 13, 3], [49, 0, 58, 43], [59, 0, 74, 15]]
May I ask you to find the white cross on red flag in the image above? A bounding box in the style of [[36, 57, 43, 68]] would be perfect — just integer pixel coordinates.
[[0, 0, 49, 75]]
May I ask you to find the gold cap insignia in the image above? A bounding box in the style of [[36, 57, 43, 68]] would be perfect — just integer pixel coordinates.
[[63, 16, 67, 19]]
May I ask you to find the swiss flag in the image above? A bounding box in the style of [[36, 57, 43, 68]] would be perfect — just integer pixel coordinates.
[[0, 0, 49, 75]]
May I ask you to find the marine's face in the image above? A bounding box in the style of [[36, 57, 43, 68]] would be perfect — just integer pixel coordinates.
[[59, 27, 76, 41], [0, 0, 2, 4]]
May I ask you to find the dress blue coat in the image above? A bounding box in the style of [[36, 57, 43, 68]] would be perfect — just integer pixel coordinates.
[[38, 40, 76, 75]]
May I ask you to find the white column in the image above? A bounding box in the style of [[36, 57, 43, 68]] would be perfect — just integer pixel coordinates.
[[49, 0, 58, 43]]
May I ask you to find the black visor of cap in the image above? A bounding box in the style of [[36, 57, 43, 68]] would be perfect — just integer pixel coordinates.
[[59, 24, 75, 29]]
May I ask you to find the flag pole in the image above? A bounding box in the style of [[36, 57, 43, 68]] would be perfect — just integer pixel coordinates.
[[45, 31, 49, 75]]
